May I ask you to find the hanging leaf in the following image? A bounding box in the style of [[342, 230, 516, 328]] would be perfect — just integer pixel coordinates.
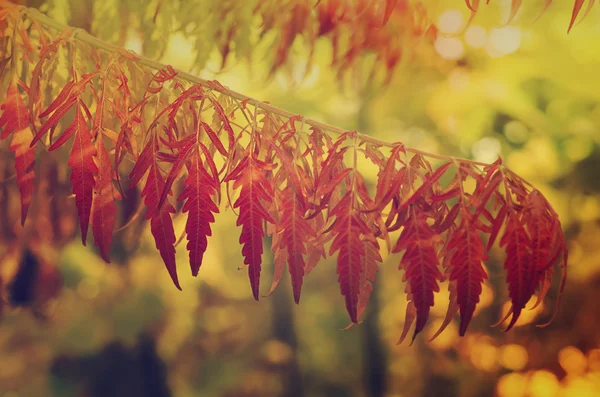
[[224, 156, 275, 300], [0, 6, 571, 339], [0, 83, 36, 225], [129, 137, 180, 290], [179, 151, 219, 276], [91, 138, 121, 262]]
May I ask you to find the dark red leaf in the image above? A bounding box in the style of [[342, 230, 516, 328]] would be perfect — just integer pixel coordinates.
[[225, 156, 275, 300], [91, 139, 120, 262], [179, 153, 219, 276], [66, 104, 98, 244]]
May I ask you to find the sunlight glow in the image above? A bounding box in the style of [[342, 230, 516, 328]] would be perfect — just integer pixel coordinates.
[[528, 370, 559, 397], [559, 347, 587, 375], [435, 37, 465, 60], [497, 373, 527, 397], [487, 26, 522, 56], [437, 9, 464, 35], [471, 337, 499, 372], [465, 26, 487, 48], [563, 377, 600, 397], [124, 31, 143, 55], [472, 137, 501, 164], [588, 349, 600, 371], [500, 344, 528, 371]]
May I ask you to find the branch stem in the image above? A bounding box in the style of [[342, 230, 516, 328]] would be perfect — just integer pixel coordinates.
[[24, 7, 490, 167]]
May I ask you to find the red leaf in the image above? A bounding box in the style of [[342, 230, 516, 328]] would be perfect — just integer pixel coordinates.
[[66, 104, 98, 244], [446, 221, 489, 336], [329, 192, 371, 323], [522, 190, 568, 327], [398, 162, 452, 212], [500, 213, 534, 331], [31, 74, 97, 147], [129, 137, 180, 290], [278, 187, 316, 303], [200, 121, 227, 156], [0, 83, 36, 225], [179, 153, 219, 276], [352, 236, 381, 326], [158, 134, 197, 209], [487, 204, 507, 251], [39, 80, 75, 119], [394, 209, 443, 341], [209, 97, 235, 152], [150, 196, 179, 289], [225, 156, 275, 300], [91, 139, 120, 262]]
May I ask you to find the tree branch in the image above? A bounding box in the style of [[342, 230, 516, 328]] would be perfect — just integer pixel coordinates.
[[23, 6, 490, 167]]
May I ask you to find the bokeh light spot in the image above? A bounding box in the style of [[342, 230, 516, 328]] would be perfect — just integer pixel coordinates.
[[435, 37, 465, 60], [472, 137, 501, 163], [437, 9, 464, 35], [588, 349, 600, 371], [500, 344, 528, 371], [559, 346, 587, 375], [528, 370, 559, 397], [465, 25, 487, 48], [504, 120, 529, 144], [497, 372, 527, 397], [487, 26, 522, 56], [471, 339, 499, 372]]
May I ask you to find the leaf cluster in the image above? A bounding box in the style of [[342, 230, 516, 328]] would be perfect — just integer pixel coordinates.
[[0, 3, 567, 340]]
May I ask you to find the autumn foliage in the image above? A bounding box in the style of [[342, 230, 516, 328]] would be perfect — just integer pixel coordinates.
[[465, 0, 595, 32], [0, 1, 569, 341]]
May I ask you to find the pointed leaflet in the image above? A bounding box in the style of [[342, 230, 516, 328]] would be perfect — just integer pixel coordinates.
[[429, 281, 459, 342], [224, 156, 275, 300], [345, 233, 381, 328], [44, 103, 97, 244], [393, 208, 443, 340], [30, 73, 98, 147], [507, 0, 523, 24], [568, 0, 588, 33], [397, 162, 452, 213], [499, 213, 534, 331], [265, 222, 288, 297], [129, 137, 180, 290], [446, 220, 489, 336], [268, 142, 316, 302], [522, 190, 568, 326], [278, 187, 315, 303], [179, 151, 219, 276], [0, 83, 36, 225], [91, 138, 121, 263], [329, 192, 370, 323]]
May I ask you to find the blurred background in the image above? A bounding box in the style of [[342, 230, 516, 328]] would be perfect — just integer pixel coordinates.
[[1, 0, 600, 396]]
